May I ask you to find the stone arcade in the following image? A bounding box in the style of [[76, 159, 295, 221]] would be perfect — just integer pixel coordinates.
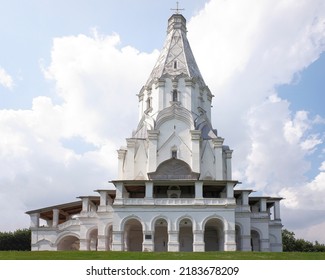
[[27, 13, 283, 252]]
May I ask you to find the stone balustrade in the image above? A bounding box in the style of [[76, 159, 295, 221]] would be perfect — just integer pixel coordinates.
[[118, 198, 236, 206]]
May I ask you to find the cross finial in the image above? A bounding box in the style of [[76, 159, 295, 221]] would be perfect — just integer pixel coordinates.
[[171, 1, 185, 14]]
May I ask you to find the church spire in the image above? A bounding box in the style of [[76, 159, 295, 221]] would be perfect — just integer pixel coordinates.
[[146, 11, 205, 86]]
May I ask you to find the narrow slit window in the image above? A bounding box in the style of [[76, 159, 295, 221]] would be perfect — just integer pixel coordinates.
[[146, 98, 151, 109], [172, 150, 177, 159], [173, 60, 177, 69], [172, 89, 178, 102]]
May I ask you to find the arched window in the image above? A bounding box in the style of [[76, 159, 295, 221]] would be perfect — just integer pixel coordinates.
[[173, 60, 178, 69]]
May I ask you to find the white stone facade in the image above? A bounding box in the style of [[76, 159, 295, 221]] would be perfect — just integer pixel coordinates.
[[27, 13, 283, 252]]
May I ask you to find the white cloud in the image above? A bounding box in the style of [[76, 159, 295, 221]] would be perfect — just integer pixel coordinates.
[[45, 32, 158, 145], [0, 32, 158, 231], [284, 111, 310, 144], [0, 67, 14, 90]]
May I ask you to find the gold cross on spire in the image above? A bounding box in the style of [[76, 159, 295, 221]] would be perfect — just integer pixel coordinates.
[[171, 1, 185, 14]]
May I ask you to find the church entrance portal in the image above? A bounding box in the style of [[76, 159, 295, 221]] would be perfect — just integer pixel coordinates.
[[251, 230, 261, 251], [179, 218, 193, 252], [204, 218, 224, 251], [124, 219, 143, 251], [154, 219, 168, 252]]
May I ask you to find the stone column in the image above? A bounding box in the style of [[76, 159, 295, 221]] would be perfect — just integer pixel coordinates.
[[212, 137, 224, 180], [260, 198, 267, 212], [30, 213, 40, 228], [194, 181, 204, 205], [274, 200, 281, 220], [99, 191, 108, 206], [126, 138, 136, 179], [81, 197, 90, 213], [195, 181, 203, 198], [225, 149, 233, 180], [52, 209, 59, 227], [117, 149, 127, 180], [226, 182, 234, 198], [114, 182, 124, 206], [242, 192, 249, 206], [145, 181, 154, 205], [145, 181, 153, 198]]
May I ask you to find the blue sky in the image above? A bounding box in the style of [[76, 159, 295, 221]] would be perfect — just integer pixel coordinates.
[[1, 0, 325, 244]]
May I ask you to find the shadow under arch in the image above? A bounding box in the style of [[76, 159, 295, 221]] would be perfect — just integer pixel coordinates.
[[203, 216, 226, 251], [122, 217, 144, 252], [154, 217, 169, 252], [178, 217, 193, 252], [56, 232, 80, 251]]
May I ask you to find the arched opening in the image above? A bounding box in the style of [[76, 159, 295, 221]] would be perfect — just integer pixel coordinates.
[[88, 228, 98, 251], [154, 218, 168, 252], [251, 230, 260, 251], [57, 235, 79, 251], [179, 218, 193, 252], [204, 218, 224, 251], [124, 219, 143, 251], [235, 225, 242, 251]]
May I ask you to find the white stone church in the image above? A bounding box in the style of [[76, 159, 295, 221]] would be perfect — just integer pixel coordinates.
[[27, 13, 283, 252]]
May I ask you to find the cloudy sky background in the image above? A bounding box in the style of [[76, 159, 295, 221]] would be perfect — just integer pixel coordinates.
[[1, 0, 325, 243]]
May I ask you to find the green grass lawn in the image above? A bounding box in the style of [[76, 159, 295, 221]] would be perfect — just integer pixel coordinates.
[[1, 251, 325, 260]]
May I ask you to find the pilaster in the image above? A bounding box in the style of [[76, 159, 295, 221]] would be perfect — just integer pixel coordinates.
[[212, 137, 224, 180], [168, 231, 180, 252], [224, 229, 236, 251], [193, 230, 205, 252], [225, 149, 233, 180], [97, 234, 107, 251], [241, 235, 252, 251], [125, 138, 137, 179], [52, 209, 59, 227], [111, 231, 124, 251], [117, 149, 127, 179], [191, 130, 201, 173], [143, 231, 154, 252], [147, 130, 159, 173], [260, 239, 270, 252]]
